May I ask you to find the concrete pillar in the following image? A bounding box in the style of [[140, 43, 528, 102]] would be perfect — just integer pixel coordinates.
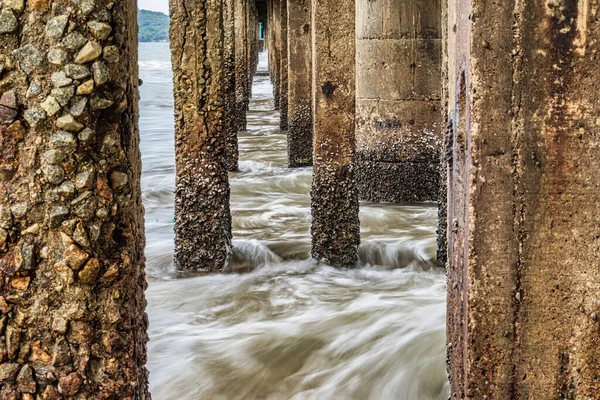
[[267, 0, 274, 81], [171, 0, 232, 271], [437, 0, 449, 265], [249, 3, 258, 89], [447, 0, 600, 398], [234, 0, 248, 130], [245, 0, 253, 99], [311, 0, 360, 268], [287, 0, 313, 167], [0, 1, 149, 397], [272, 0, 281, 109], [224, 0, 239, 171], [279, 0, 289, 130], [355, 0, 442, 203]]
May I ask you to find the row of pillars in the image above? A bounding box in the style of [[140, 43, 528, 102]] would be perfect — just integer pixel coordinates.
[[0, 0, 598, 398], [170, 0, 261, 271], [170, 0, 447, 271]]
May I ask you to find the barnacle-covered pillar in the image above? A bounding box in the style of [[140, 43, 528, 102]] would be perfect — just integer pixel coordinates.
[[310, 0, 359, 268], [0, 0, 149, 397], [278, 0, 288, 130], [287, 0, 313, 167], [170, 0, 232, 271], [447, 0, 600, 398], [234, 0, 248, 130], [246, 1, 258, 97], [271, 0, 281, 110], [224, 0, 239, 171]]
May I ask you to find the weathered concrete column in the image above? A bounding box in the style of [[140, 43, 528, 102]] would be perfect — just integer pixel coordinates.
[[311, 0, 360, 268], [234, 0, 248, 131], [247, 1, 258, 96], [0, 1, 149, 398], [267, 0, 274, 80], [437, 0, 450, 265], [279, 0, 289, 130], [224, 0, 239, 171], [355, 0, 442, 203], [171, 0, 232, 271], [447, 0, 600, 398], [287, 0, 313, 167], [271, 0, 281, 109], [245, 0, 253, 99]]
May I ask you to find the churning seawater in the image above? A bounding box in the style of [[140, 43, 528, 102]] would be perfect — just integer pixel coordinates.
[[139, 42, 449, 400]]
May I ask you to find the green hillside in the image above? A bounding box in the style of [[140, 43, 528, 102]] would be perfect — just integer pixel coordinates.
[[138, 9, 169, 42]]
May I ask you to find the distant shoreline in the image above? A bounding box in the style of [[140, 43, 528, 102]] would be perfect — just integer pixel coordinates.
[[138, 9, 169, 43]]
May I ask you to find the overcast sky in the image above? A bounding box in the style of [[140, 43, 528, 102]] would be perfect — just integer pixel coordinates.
[[139, 0, 169, 14]]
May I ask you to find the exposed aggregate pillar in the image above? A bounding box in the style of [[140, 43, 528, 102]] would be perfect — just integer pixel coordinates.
[[170, 0, 232, 272], [355, 0, 443, 203], [0, 0, 149, 398], [234, 0, 248, 131], [447, 0, 600, 398], [310, 0, 360, 268], [224, 0, 239, 171], [279, 0, 288, 130], [287, 0, 313, 167]]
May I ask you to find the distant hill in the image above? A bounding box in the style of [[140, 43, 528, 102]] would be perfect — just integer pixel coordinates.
[[138, 9, 169, 42]]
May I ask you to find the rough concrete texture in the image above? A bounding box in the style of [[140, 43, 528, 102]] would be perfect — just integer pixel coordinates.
[[170, 0, 232, 272], [311, 0, 360, 268], [0, 0, 149, 397], [447, 0, 600, 398], [234, 0, 248, 131], [355, 0, 443, 203], [267, 0, 274, 82], [287, 0, 313, 167], [247, 1, 258, 98], [245, 0, 253, 100], [224, 0, 239, 172], [271, 0, 281, 110], [278, 0, 288, 130], [437, 0, 449, 265]]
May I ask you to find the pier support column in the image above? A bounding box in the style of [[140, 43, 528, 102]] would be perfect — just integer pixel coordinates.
[[267, 0, 274, 84], [447, 0, 600, 398], [0, 0, 149, 397], [234, 0, 248, 131], [245, 0, 255, 99], [279, 0, 289, 130], [224, 0, 239, 171], [310, 0, 360, 268], [171, 0, 232, 271], [355, 0, 442, 203], [287, 0, 313, 167], [271, 0, 281, 109]]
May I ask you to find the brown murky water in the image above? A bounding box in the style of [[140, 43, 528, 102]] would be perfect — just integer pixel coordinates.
[[139, 43, 449, 400]]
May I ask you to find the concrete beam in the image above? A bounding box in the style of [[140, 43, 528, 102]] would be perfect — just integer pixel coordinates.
[[310, 0, 360, 268], [447, 0, 600, 398], [171, 0, 232, 271]]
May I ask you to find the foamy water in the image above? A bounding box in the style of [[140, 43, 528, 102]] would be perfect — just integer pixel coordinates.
[[139, 42, 449, 400]]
